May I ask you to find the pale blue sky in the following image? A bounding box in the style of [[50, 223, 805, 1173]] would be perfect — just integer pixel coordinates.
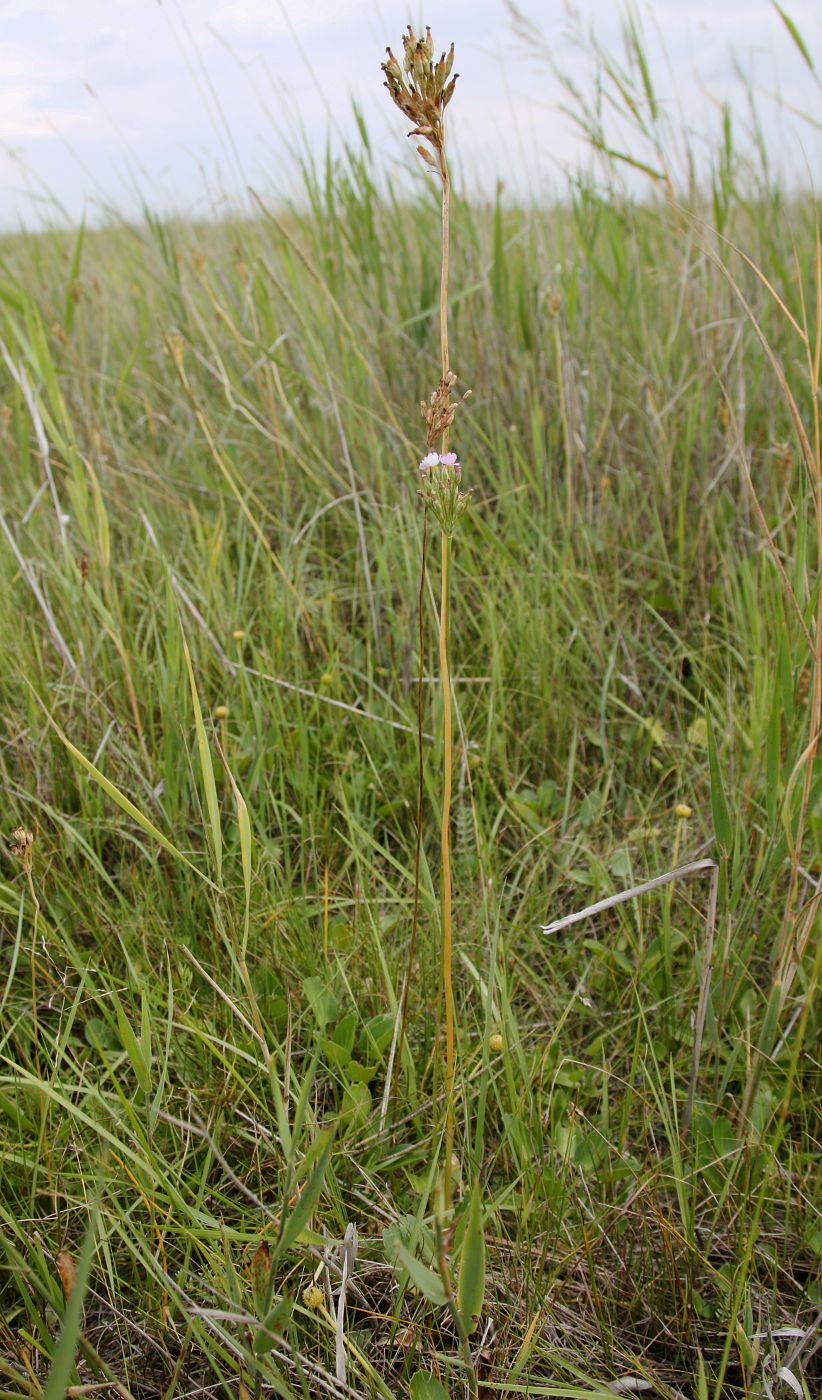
[[1, 0, 819, 228]]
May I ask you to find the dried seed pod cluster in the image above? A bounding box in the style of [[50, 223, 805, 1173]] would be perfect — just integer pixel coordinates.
[[10, 826, 34, 872], [381, 26, 458, 164], [421, 371, 459, 448]]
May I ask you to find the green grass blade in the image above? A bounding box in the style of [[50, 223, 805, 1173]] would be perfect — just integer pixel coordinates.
[[36, 695, 219, 891], [44, 1211, 98, 1400], [457, 1183, 486, 1331], [182, 633, 223, 883]]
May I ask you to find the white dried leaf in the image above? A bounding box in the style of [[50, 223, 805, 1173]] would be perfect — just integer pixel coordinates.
[[775, 1367, 804, 1399]]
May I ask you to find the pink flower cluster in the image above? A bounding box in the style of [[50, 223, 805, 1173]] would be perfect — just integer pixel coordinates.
[[419, 451, 460, 474]]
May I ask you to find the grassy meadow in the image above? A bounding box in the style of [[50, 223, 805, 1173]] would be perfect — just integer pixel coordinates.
[[0, 18, 820, 1400]]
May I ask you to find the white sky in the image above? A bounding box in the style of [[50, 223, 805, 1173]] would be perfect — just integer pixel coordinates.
[[1, 0, 820, 228]]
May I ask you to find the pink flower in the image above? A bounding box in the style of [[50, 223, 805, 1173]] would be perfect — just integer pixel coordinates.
[[419, 452, 440, 472], [439, 452, 459, 468]]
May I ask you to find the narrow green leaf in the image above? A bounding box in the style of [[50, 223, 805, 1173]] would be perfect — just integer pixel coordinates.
[[36, 694, 218, 891], [457, 1184, 486, 1331], [772, 3, 815, 71], [595, 146, 666, 181], [290, 1047, 321, 1146], [757, 979, 783, 1061], [268, 1062, 292, 1160], [236, 788, 251, 910], [220, 750, 252, 952], [274, 1130, 334, 1263], [254, 1293, 294, 1356], [44, 1213, 97, 1400], [766, 685, 781, 829], [182, 634, 223, 883], [112, 988, 151, 1095], [392, 1240, 447, 1306], [778, 633, 794, 725], [140, 990, 152, 1072], [696, 1353, 709, 1400], [64, 217, 85, 335], [706, 711, 732, 852]]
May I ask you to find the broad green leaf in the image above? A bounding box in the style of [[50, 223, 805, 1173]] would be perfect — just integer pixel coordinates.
[[332, 1012, 357, 1054], [712, 1116, 736, 1158], [392, 1239, 447, 1307], [303, 976, 337, 1028], [687, 715, 708, 749], [340, 1082, 371, 1130], [410, 1372, 451, 1400], [346, 1060, 377, 1084], [84, 1017, 118, 1051], [361, 1013, 396, 1058], [457, 1184, 486, 1330], [322, 1037, 351, 1070]]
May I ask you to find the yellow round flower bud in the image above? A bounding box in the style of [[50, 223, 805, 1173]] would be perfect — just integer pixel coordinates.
[[488, 1032, 503, 1053], [303, 1283, 324, 1311], [675, 802, 692, 819], [213, 705, 229, 719], [232, 629, 246, 642]]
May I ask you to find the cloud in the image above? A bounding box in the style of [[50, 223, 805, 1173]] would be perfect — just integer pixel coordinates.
[[0, 0, 819, 228]]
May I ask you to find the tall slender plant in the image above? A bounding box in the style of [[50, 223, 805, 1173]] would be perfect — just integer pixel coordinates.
[[382, 27, 470, 1210]]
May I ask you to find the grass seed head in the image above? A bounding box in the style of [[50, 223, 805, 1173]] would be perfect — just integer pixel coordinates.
[[249, 1240, 271, 1312], [56, 1249, 76, 1301]]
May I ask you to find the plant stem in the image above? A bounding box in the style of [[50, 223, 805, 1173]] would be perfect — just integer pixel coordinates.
[[440, 529, 455, 1210], [439, 154, 451, 439], [435, 1210, 479, 1400], [26, 868, 41, 1076], [437, 135, 456, 1213], [393, 506, 428, 1110]]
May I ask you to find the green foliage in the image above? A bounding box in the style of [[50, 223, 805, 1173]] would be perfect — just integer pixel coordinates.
[[410, 1371, 451, 1400], [456, 1183, 485, 1331], [0, 18, 820, 1400]]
